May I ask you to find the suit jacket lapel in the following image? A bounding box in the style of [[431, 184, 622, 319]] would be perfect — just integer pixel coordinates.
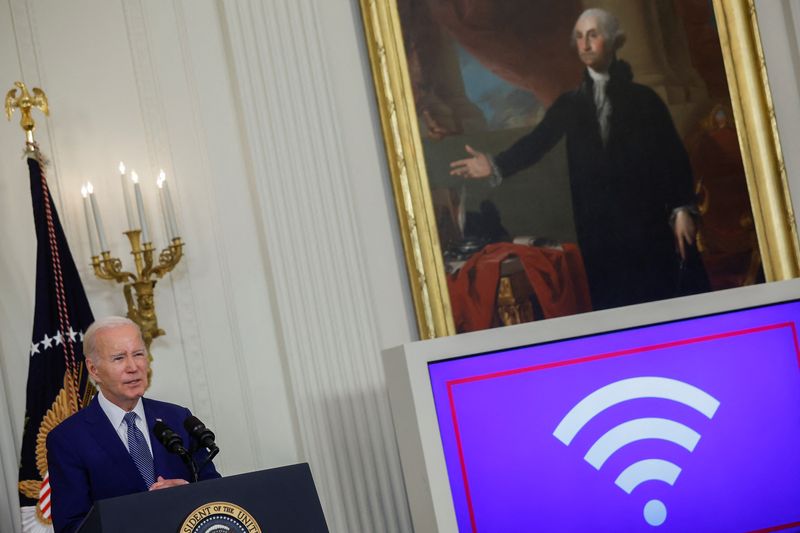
[[83, 396, 148, 491]]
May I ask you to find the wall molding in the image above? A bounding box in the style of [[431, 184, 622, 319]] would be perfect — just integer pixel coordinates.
[[220, 0, 411, 530], [120, 0, 220, 430], [0, 355, 21, 532]]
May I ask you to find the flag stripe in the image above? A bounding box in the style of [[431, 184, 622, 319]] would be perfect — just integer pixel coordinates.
[[39, 473, 51, 518]]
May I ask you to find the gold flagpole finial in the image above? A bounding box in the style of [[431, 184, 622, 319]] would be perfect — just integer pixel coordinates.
[[5, 81, 49, 148]]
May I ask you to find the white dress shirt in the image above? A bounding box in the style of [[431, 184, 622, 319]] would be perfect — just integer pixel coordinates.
[[587, 67, 612, 145], [96, 391, 154, 455]]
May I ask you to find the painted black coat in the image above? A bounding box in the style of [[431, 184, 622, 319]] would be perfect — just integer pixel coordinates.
[[494, 60, 702, 310]]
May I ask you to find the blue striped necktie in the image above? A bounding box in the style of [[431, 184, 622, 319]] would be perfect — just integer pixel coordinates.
[[123, 412, 156, 487]]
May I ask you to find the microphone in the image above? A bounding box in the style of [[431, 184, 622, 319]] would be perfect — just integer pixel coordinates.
[[153, 419, 188, 456], [183, 415, 218, 452], [153, 419, 198, 482]]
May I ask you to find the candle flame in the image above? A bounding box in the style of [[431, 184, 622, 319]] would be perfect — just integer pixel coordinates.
[[130, 170, 139, 184], [157, 170, 166, 188], [80, 185, 88, 198], [86, 182, 94, 194], [119, 161, 126, 174]]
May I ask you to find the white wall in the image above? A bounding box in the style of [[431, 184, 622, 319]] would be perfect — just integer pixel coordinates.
[[0, 1, 797, 532]]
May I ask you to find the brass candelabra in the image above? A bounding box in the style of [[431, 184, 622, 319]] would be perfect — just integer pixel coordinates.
[[92, 230, 183, 351]]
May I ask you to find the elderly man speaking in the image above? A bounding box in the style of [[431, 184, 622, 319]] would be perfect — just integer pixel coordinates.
[[450, 8, 708, 311], [46, 316, 220, 533]]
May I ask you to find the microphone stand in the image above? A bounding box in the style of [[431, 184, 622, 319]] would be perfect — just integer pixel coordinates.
[[198, 446, 219, 473], [178, 450, 199, 483]]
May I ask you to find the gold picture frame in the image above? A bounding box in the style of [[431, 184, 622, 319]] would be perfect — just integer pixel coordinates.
[[360, 0, 800, 339]]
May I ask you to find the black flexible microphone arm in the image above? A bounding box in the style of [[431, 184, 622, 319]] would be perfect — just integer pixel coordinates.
[[153, 420, 199, 483], [199, 446, 219, 472]]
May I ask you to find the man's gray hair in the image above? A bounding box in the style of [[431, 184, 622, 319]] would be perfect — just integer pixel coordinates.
[[572, 8, 626, 50], [83, 316, 141, 362]]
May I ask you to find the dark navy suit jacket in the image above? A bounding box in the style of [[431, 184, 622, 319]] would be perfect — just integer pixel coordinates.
[[47, 396, 220, 533]]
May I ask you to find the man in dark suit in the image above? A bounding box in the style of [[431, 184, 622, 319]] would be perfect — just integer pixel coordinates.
[[450, 8, 708, 310], [47, 316, 220, 533]]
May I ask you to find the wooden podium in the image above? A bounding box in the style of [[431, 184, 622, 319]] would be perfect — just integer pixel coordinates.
[[77, 463, 328, 532]]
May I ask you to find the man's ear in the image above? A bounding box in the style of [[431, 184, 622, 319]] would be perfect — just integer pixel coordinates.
[[85, 357, 100, 383]]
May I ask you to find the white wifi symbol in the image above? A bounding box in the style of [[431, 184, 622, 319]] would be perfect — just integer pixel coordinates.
[[553, 377, 720, 527]]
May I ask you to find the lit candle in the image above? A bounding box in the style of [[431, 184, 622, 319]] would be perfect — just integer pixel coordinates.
[[130, 170, 150, 244], [156, 171, 171, 240], [119, 161, 136, 230], [86, 181, 108, 252], [156, 170, 178, 239], [80, 185, 99, 257]]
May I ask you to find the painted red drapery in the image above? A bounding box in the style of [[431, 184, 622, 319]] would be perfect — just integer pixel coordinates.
[[424, 0, 584, 105], [448, 243, 591, 333]]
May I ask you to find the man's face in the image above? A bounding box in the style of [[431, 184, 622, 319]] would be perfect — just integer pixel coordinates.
[[86, 324, 149, 411], [574, 16, 613, 72]]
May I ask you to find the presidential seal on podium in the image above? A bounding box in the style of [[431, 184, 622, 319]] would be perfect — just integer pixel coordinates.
[[180, 501, 262, 533]]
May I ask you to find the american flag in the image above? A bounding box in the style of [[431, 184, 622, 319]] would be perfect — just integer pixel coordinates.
[[17, 147, 94, 532]]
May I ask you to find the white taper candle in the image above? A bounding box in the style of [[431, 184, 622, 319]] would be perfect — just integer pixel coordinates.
[[119, 162, 136, 230], [86, 182, 108, 252], [130, 170, 150, 244], [80, 185, 99, 257], [157, 170, 178, 239], [156, 171, 171, 240]]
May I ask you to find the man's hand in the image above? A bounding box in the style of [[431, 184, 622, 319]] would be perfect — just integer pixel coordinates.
[[450, 145, 492, 179], [149, 475, 189, 491], [674, 209, 696, 261]]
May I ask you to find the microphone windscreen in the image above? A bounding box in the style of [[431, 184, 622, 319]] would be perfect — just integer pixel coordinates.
[[183, 415, 217, 449], [153, 419, 185, 454], [153, 420, 170, 441], [183, 415, 204, 434]]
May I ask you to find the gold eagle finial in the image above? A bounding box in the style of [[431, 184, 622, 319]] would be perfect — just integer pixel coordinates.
[[5, 81, 49, 145]]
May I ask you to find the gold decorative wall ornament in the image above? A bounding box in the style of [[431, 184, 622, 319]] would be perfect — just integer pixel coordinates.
[[82, 165, 184, 362], [92, 230, 182, 351], [5, 81, 49, 147]]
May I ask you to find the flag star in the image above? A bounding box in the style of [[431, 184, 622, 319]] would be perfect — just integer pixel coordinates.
[[67, 327, 78, 342], [53, 331, 64, 346], [30, 342, 40, 356], [41, 333, 53, 349], [78, 331, 84, 341]]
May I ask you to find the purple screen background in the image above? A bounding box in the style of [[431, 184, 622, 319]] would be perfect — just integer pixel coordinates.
[[428, 301, 800, 532]]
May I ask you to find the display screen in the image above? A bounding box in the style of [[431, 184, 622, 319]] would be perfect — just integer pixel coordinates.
[[428, 301, 800, 532]]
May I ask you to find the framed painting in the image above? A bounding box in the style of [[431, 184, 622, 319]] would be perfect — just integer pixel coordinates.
[[360, 0, 800, 338]]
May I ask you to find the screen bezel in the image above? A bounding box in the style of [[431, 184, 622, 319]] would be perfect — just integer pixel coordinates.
[[382, 279, 800, 532]]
